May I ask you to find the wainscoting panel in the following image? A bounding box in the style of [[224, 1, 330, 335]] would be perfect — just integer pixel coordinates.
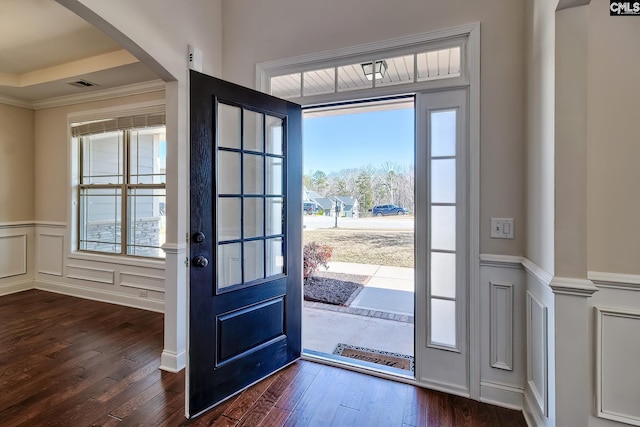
[[491, 282, 514, 371], [526, 290, 548, 418], [479, 257, 525, 410], [120, 271, 165, 293], [596, 307, 640, 426], [37, 233, 64, 276], [67, 265, 115, 285], [0, 234, 27, 279]]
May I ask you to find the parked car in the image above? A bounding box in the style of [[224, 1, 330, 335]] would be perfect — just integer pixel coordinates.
[[303, 202, 319, 215], [372, 204, 409, 216]]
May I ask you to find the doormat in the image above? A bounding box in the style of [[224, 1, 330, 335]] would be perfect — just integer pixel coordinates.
[[333, 343, 415, 372]]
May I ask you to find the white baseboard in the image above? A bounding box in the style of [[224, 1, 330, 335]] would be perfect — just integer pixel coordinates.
[[34, 279, 164, 313], [417, 378, 470, 399], [160, 349, 186, 373], [480, 381, 524, 411], [523, 388, 546, 427], [0, 279, 33, 296]]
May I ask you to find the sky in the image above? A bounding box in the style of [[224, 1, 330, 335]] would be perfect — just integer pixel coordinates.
[[302, 107, 414, 175]]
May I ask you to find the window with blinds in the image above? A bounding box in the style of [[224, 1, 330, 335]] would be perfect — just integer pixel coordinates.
[[73, 113, 166, 258]]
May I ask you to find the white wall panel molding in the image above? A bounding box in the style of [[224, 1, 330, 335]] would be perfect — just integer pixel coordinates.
[[589, 271, 640, 291], [595, 307, 640, 426], [522, 257, 553, 288], [0, 221, 67, 229], [120, 272, 165, 293], [526, 291, 548, 417], [0, 234, 27, 279], [35, 279, 163, 313], [549, 276, 598, 297], [67, 252, 165, 270], [479, 381, 523, 411], [67, 265, 115, 285], [0, 279, 33, 296], [490, 282, 514, 371], [479, 254, 523, 269], [523, 388, 547, 427], [37, 233, 64, 277]]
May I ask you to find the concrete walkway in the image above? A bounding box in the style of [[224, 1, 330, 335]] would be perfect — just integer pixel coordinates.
[[302, 261, 415, 359], [326, 261, 414, 316]]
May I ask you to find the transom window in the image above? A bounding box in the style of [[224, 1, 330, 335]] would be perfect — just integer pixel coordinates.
[[270, 46, 461, 100], [74, 113, 166, 258]]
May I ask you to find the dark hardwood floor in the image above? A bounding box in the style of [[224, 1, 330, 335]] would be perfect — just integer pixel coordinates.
[[0, 290, 527, 426]]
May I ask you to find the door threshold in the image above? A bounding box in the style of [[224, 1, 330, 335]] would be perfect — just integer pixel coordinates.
[[302, 349, 416, 385]]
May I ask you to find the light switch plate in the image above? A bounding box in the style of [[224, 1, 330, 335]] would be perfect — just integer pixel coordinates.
[[491, 218, 514, 239]]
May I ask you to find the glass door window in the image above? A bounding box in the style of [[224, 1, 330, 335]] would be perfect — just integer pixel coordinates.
[[216, 102, 286, 291]]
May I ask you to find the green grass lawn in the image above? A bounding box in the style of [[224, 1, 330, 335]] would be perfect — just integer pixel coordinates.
[[303, 229, 414, 268]]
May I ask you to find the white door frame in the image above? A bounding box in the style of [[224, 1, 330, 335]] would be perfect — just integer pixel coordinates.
[[256, 23, 480, 399]]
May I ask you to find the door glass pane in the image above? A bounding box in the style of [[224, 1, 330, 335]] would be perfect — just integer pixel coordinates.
[[431, 110, 456, 157], [218, 243, 242, 288], [244, 110, 264, 152], [243, 154, 263, 194], [243, 198, 264, 238], [431, 206, 456, 251], [431, 298, 456, 347], [266, 157, 284, 195], [218, 151, 241, 194], [218, 197, 241, 241], [265, 115, 283, 155], [266, 238, 284, 276], [218, 103, 241, 149], [431, 159, 456, 203], [244, 241, 265, 282], [431, 252, 456, 299], [266, 197, 283, 236]]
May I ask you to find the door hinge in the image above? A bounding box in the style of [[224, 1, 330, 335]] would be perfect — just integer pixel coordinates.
[[185, 257, 189, 268], [186, 232, 190, 243]]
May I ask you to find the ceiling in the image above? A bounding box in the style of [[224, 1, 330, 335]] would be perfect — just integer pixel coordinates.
[[0, 0, 161, 105]]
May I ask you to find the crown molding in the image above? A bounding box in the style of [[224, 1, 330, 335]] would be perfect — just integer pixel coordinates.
[[2, 80, 165, 110], [32, 79, 165, 110], [0, 95, 32, 109]]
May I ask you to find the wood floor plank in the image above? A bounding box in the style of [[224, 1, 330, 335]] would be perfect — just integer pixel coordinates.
[[0, 290, 528, 427]]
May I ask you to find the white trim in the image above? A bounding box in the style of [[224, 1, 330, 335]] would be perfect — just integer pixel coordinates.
[[479, 381, 524, 411], [0, 220, 66, 229], [34, 279, 164, 313], [479, 254, 524, 269], [67, 252, 165, 270], [0, 234, 27, 278], [162, 242, 187, 255], [524, 388, 546, 427], [0, 95, 32, 109], [418, 378, 471, 398], [490, 281, 514, 371], [32, 80, 165, 110], [589, 271, 640, 291], [120, 271, 165, 293], [595, 306, 640, 426], [526, 291, 548, 417], [160, 349, 186, 373], [66, 265, 115, 285], [549, 276, 598, 297], [522, 257, 553, 287], [0, 279, 33, 296]]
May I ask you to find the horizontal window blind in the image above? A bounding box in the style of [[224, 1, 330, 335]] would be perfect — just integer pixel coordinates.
[[71, 113, 165, 137]]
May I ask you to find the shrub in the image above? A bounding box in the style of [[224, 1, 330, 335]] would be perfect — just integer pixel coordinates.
[[303, 241, 333, 282]]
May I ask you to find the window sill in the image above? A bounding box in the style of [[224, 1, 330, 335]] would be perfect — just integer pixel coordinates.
[[68, 251, 165, 270]]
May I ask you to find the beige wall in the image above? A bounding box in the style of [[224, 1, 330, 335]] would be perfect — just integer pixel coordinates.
[[525, 0, 556, 274], [0, 104, 34, 222], [587, 0, 640, 275], [34, 91, 165, 222], [222, 0, 526, 256]]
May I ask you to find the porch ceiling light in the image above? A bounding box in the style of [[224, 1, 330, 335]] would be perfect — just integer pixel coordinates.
[[361, 60, 388, 81]]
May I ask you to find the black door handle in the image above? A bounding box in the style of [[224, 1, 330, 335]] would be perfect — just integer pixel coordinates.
[[193, 255, 209, 268]]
